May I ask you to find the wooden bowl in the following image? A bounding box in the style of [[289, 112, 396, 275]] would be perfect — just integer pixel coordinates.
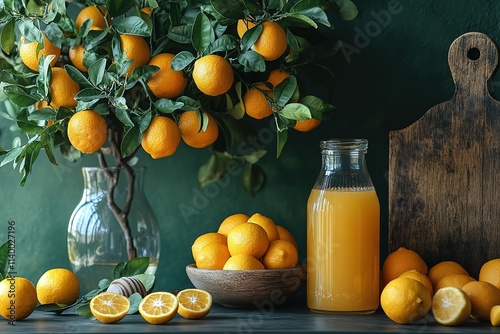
[[185, 264, 306, 308]]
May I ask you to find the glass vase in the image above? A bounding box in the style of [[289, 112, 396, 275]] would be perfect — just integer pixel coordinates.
[[67, 166, 160, 292]]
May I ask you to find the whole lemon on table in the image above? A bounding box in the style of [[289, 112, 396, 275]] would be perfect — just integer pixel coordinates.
[[382, 246, 428, 287], [36, 268, 80, 305], [380, 276, 432, 324], [428, 260, 469, 290], [0, 277, 37, 321], [461, 280, 500, 321]]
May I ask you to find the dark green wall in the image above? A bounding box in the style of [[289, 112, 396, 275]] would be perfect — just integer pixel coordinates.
[[2, 0, 500, 292]]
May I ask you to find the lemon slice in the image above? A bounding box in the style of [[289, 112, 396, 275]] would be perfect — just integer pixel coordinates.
[[432, 287, 471, 325], [90, 292, 130, 324], [177, 288, 212, 319], [139, 292, 179, 325]]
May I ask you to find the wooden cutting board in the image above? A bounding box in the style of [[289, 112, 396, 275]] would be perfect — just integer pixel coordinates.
[[388, 32, 500, 278]]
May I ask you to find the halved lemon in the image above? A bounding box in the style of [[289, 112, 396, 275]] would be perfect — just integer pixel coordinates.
[[432, 287, 471, 325], [90, 292, 130, 324], [177, 288, 212, 319], [139, 291, 179, 325]]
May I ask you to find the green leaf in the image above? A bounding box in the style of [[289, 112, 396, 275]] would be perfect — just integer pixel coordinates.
[[276, 127, 288, 158], [113, 16, 151, 36], [242, 163, 265, 195], [177, 96, 200, 111], [88, 58, 107, 86], [279, 103, 311, 120], [28, 107, 57, 121], [35, 303, 74, 314], [291, 0, 331, 27], [113, 261, 127, 279], [334, 0, 359, 20], [168, 25, 193, 44], [3, 86, 38, 107], [171, 51, 195, 71], [198, 151, 232, 187], [128, 293, 142, 314], [192, 12, 214, 54], [74, 88, 106, 102], [210, 0, 245, 21], [0, 242, 10, 280], [237, 50, 265, 72], [17, 119, 43, 135], [65, 65, 92, 86], [210, 34, 239, 53], [120, 257, 150, 277], [106, 0, 135, 17], [133, 274, 155, 292], [1, 147, 24, 167], [114, 108, 134, 127], [155, 99, 183, 114], [16, 19, 43, 43], [75, 303, 93, 318], [274, 76, 297, 106], [0, 18, 15, 54], [242, 149, 267, 164], [121, 126, 141, 157], [301, 95, 335, 119], [286, 14, 318, 28]]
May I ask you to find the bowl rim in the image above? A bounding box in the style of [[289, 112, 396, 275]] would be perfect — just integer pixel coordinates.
[[186, 263, 306, 273]]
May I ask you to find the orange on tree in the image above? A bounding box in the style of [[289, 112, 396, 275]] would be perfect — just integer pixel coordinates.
[[191, 232, 227, 262], [398, 269, 433, 297], [49, 67, 80, 109], [141, 7, 152, 15], [461, 280, 500, 321], [120, 34, 150, 76], [90, 292, 130, 323], [267, 69, 291, 87], [479, 258, 500, 289], [0, 277, 38, 321], [177, 288, 212, 319], [146, 53, 187, 99], [69, 44, 88, 72], [262, 239, 298, 269], [139, 291, 178, 325], [178, 110, 219, 148], [428, 261, 469, 290], [227, 222, 269, 259], [432, 286, 471, 326], [223, 254, 265, 270], [380, 276, 432, 324], [75, 5, 110, 29], [243, 84, 273, 120], [382, 247, 428, 286], [247, 213, 279, 242], [19, 32, 61, 72], [141, 116, 181, 159], [192, 54, 233, 96], [67, 110, 107, 154], [36, 268, 80, 305], [237, 20, 288, 61], [294, 118, 322, 132], [217, 213, 250, 237], [195, 242, 231, 270], [435, 274, 476, 291]]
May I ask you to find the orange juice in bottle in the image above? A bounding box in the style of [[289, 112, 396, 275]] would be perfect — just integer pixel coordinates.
[[307, 139, 380, 314]]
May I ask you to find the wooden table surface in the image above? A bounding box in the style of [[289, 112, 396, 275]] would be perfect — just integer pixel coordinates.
[[5, 295, 500, 334]]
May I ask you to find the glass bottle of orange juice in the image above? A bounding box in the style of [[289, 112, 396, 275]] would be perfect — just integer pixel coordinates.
[[307, 139, 380, 314]]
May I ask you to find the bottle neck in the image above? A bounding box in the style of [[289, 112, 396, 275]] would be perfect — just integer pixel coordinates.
[[315, 139, 374, 191]]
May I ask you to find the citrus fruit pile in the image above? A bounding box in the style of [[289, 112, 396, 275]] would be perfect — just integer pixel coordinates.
[[381, 247, 500, 326], [91, 288, 212, 324], [192, 213, 299, 270], [0, 267, 80, 322]]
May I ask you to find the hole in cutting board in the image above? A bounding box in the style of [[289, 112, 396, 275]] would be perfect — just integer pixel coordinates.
[[467, 47, 480, 60]]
